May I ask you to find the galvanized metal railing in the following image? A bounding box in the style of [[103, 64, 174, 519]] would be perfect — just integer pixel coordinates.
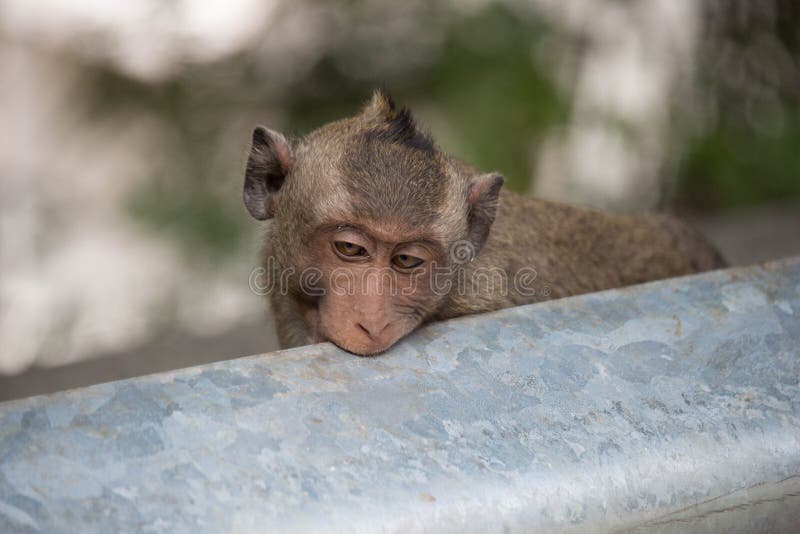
[[1, 258, 799, 532]]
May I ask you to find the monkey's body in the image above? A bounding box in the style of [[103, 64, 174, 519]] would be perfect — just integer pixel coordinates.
[[244, 91, 725, 355], [439, 189, 725, 320]]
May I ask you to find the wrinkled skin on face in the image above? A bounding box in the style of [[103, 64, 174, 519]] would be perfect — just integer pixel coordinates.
[[243, 90, 503, 355], [306, 222, 447, 355]]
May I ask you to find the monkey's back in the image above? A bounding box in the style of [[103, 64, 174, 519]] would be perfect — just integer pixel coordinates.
[[444, 190, 726, 317]]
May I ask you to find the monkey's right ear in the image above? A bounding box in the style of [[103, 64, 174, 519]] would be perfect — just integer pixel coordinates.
[[466, 172, 505, 253], [243, 126, 293, 220]]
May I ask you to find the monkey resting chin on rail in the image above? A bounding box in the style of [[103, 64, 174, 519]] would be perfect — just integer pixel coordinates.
[[242, 90, 725, 356]]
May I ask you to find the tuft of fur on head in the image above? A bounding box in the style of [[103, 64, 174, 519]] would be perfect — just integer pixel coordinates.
[[360, 89, 434, 152]]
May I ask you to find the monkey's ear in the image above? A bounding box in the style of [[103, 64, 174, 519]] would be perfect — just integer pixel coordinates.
[[243, 126, 293, 220], [466, 172, 505, 252]]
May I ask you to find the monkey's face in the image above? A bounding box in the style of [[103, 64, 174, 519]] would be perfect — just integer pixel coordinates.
[[303, 221, 449, 355], [244, 90, 504, 355]]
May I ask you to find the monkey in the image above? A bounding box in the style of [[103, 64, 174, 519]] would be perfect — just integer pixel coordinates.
[[243, 90, 726, 356]]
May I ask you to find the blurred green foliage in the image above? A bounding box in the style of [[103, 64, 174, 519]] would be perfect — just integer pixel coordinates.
[[677, 0, 800, 211], [678, 107, 800, 211]]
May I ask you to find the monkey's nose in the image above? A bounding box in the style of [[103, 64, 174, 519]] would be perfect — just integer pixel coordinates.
[[356, 319, 390, 339]]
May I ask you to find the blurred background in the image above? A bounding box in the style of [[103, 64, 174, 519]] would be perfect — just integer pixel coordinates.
[[1, 0, 799, 400]]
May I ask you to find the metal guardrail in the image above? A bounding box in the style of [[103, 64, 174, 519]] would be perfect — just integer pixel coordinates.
[[1, 258, 799, 532]]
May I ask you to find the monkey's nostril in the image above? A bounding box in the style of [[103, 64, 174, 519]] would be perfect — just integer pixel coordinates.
[[357, 323, 372, 338]]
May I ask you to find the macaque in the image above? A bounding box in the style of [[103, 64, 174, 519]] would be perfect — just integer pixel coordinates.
[[243, 91, 725, 356]]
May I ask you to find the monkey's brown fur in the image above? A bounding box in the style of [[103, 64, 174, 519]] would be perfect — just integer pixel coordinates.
[[440, 191, 725, 319], [244, 91, 725, 355]]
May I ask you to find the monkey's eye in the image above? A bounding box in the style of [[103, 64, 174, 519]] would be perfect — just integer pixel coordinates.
[[334, 241, 367, 258], [392, 254, 424, 270]]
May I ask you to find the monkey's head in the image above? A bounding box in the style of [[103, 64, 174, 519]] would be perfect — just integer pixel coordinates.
[[243, 91, 504, 355]]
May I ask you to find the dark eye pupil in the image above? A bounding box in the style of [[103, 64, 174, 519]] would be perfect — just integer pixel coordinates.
[[399, 255, 407, 261]]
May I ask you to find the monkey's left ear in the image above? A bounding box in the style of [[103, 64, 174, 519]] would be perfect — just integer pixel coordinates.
[[243, 126, 293, 220], [466, 172, 505, 253]]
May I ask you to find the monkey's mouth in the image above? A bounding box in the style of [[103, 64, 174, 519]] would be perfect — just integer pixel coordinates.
[[327, 339, 389, 357], [322, 332, 396, 357], [318, 325, 408, 357]]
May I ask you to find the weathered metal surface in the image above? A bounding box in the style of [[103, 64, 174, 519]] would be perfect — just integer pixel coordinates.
[[1, 258, 799, 533]]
